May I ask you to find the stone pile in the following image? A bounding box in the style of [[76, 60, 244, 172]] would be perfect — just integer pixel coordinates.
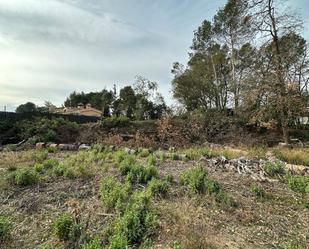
[[36, 142, 91, 151]]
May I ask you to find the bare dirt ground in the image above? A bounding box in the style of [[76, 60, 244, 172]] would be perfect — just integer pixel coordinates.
[[0, 150, 308, 249]]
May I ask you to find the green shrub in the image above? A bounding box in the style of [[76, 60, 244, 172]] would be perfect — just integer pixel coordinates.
[[263, 161, 285, 177], [119, 155, 136, 174], [251, 185, 266, 199], [125, 165, 159, 185], [53, 213, 74, 241], [215, 191, 236, 207], [0, 216, 11, 241], [101, 116, 130, 128], [43, 129, 57, 142], [147, 154, 156, 166], [286, 175, 309, 194], [147, 179, 170, 198], [180, 166, 212, 195], [117, 191, 157, 245], [47, 146, 58, 153], [139, 149, 150, 158], [8, 167, 39, 186], [33, 150, 49, 163], [82, 239, 103, 249], [33, 163, 44, 173], [108, 233, 129, 249], [100, 177, 130, 212], [53, 164, 66, 176], [43, 159, 59, 169]]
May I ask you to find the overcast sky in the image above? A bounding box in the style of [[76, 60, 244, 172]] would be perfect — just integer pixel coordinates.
[[0, 0, 308, 111]]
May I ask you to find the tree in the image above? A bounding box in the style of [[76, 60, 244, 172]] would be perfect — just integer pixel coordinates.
[[213, 0, 252, 109], [119, 86, 137, 118], [250, 0, 306, 143], [16, 102, 37, 113]]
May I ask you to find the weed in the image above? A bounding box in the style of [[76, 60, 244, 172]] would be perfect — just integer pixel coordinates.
[[215, 191, 236, 207], [42, 158, 59, 170], [147, 178, 170, 198], [47, 146, 58, 153], [118, 191, 157, 245], [82, 238, 103, 249], [147, 154, 156, 166], [53, 213, 74, 241], [263, 161, 285, 177], [53, 164, 66, 176], [250, 185, 266, 199], [0, 215, 11, 241], [100, 177, 130, 212], [108, 233, 128, 249], [121, 160, 158, 185], [33, 150, 49, 163], [139, 148, 151, 158], [180, 166, 210, 195], [286, 175, 309, 194], [8, 167, 39, 186]]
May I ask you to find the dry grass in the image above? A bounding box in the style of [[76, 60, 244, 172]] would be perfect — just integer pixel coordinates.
[[272, 147, 309, 166]]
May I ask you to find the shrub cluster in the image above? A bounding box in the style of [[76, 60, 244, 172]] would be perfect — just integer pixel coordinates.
[[107, 191, 157, 248], [250, 185, 266, 199], [119, 156, 158, 185], [53, 213, 82, 244], [8, 167, 39, 186], [286, 175, 309, 194], [263, 161, 285, 177], [146, 178, 170, 198], [99, 177, 130, 212], [180, 166, 235, 206]]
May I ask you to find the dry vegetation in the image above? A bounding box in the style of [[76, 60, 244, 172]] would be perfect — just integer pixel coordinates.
[[0, 145, 308, 249]]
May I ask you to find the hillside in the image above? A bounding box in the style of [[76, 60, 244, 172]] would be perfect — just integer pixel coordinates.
[[1, 145, 308, 249]]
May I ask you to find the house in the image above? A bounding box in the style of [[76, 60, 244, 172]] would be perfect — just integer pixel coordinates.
[[50, 103, 102, 118]]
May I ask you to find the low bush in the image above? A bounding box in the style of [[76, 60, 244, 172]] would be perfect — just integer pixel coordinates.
[[263, 161, 285, 177], [125, 164, 159, 185], [8, 167, 39, 186], [53, 213, 75, 241], [250, 185, 266, 199], [147, 179, 170, 198], [180, 166, 235, 207], [180, 166, 215, 195], [100, 177, 130, 212], [42, 158, 59, 169], [286, 175, 309, 194], [0, 215, 11, 241], [215, 191, 236, 207], [53, 164, 66, 176], [101, 116, 130, 128], [116, 191, 157, 245], [138, 149, 151, 158], [47, 146, 58, 153], [82, 238, 103, 249], [147, 154, 156, 166], [107, 233, 128, 249], [33, 150, 49, 163]]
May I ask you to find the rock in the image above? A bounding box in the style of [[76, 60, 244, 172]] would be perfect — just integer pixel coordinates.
[[58, 144, 77, 151], [49, 143, 58, 148], [36, 142, 45, 149], [109, 145, 117, 151], [278, 142, 292, 148], [124, 147, 136, 155], [79, 144, 91, 150]]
